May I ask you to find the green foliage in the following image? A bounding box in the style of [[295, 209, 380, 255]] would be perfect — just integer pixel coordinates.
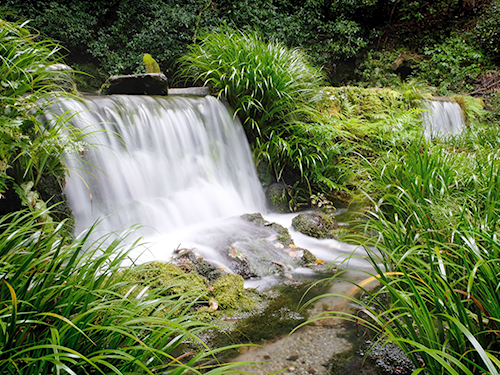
[[469, 0, 500, 63], [0, 18, 85, 207], [2, 0, 377, 87], [414, 36, 490, 94], [313, 119, 500, 373], [357, 37, 491, 95], [451, 94, 488, 123], [143, 53, 161, 73]]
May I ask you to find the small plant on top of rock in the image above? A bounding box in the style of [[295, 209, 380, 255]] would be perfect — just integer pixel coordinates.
[[143, 53, 161, 73]]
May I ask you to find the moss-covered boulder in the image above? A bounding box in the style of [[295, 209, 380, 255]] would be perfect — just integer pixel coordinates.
[[241, 213, 293, 247], [292, 212, 338, 239], [265, 182, 290, 213], [127, 261, 207, 295], [172, 248, 224, 281]]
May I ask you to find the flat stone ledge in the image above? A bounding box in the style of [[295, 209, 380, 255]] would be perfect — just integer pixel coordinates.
[[100, 73, 169, 95], [168, 87, 210, 96]]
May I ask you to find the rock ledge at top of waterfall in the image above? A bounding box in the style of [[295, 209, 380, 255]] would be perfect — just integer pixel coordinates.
[[100, 73, 169, 95]]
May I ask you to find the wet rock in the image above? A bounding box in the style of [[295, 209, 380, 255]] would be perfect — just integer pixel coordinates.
[[100, 73, 169, 95], [241, 213, 294, 247], [299, 248, 317, 266], [224, 245, 258, 279], [266, 182, 290, 213], [361, 341, 416, 375], [172, 247, 223, 281], [292, 212, 338, 239]]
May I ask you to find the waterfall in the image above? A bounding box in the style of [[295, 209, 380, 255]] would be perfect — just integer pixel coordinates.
[[50, 94, 267, 266], [423, 99, 465, 139]]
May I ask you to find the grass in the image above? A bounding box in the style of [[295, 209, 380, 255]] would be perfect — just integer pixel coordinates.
[[0, 209, 254, 374], [176, 27, 344, 206], [301, 96, 500, 373]]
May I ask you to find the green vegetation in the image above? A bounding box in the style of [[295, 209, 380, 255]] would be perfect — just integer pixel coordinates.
[[0, 18, 85, 219], [178, 28, 342, 207], [0, 18, 255, 374], [304, 95, 500, 373], [4, 1, 500, 373], [143, 53, 161, 73], [0, 209, 256, 374]]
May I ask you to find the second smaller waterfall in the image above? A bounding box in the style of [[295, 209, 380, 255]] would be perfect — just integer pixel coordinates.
[[423, 99, 465, 139]]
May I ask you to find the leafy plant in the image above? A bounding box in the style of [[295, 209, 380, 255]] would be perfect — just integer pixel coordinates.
[[307, 121, 500, 373], [0, 18, 86, 220]]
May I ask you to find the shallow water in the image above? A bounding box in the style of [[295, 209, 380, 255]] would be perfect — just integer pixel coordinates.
[[230, 269, 377, 375]]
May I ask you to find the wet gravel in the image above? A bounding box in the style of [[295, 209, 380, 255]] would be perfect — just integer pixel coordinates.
[[231, 323, 353, 375], [230, 270, 371, 374]]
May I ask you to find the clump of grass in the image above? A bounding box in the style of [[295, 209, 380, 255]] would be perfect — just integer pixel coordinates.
[[305, 117, 500, 373], [177, 27, 341, 204], [0, 209, 252, 374]]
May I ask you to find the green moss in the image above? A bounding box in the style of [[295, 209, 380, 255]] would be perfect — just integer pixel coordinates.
[[300, 248, 317, 266], [127, 261, 207, 295], [265, 183, 290, 213], [143, 53, 161, 73], [211, 273, 255, 310]]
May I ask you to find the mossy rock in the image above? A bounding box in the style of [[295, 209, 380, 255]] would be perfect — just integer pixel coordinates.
[[265, 182, 290, 213], [173, 248, 224, 281], [143, 53, 161, 73], [211, 273, 255, 310], [241, 213, 294, 247], [299, 248, 317, 266], [292, 212, 338, 239], [127, 261, 207, 295]]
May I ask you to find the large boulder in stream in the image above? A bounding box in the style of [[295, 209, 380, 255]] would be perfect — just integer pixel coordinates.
[[292, 212, 338, 239], [100, 73, 169, 95], [221, 213, 316, 279]]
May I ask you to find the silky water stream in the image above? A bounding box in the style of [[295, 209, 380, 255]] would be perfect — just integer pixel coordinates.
[[48, 93, 463, 374]]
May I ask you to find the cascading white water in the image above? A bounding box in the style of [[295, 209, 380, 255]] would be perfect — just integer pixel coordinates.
[[46, 94, 372, 281], [423, 100, 465, 139], [48, 94, 271, 267], [62, 95, 265, 232]]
